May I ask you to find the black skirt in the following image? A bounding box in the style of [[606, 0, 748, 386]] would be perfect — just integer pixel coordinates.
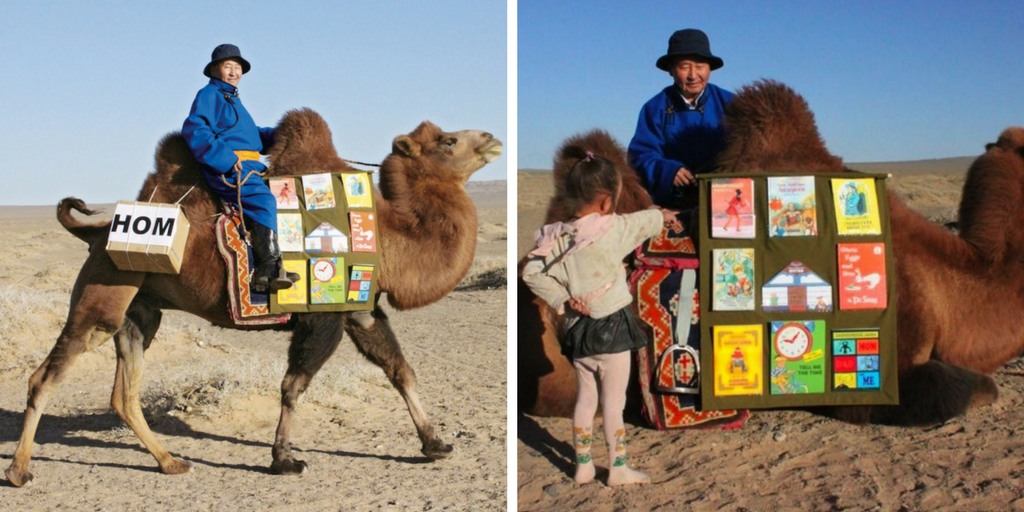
[[563, 306, 649, 360]]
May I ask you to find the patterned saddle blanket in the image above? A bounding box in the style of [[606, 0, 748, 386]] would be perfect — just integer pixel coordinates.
[[214, 214, 291, 326], [630, 219, 749, 430]]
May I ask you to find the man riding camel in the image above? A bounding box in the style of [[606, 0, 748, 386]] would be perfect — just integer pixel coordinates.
[[182, 43, 298, 292]]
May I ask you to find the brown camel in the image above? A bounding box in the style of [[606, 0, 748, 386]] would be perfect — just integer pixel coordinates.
[[5, 109, 502, 487], [520, 79, 1014, 426]]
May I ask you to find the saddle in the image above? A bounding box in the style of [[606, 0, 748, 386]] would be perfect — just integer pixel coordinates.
[[214, 209, 291, 326], [629, 214, 749, 430]]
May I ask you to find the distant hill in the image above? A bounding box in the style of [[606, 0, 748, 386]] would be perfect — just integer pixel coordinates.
[[520, 156, 976, 176]]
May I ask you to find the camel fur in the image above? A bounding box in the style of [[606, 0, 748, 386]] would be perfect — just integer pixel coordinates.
[[5, 109, 501, 487], [520, 79, 1013, 426]]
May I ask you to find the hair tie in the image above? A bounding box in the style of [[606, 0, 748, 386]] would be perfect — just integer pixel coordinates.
[[584, 151, 594, 162]]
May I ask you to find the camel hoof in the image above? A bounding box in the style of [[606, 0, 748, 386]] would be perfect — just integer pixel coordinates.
[[422, 439, 454, 460], [269, 458, 308, 475], [4, 465, 34, 488], [161, 458, 194, 475]]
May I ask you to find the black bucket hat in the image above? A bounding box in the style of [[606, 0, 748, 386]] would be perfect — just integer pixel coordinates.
[[655, 29, 724, 71], [203, 44, 251, 77]]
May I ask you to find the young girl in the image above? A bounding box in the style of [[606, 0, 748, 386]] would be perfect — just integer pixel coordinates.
[[522, 148, 678, 486]]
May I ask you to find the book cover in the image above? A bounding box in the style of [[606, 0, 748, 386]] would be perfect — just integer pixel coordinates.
[[710, 178, 755, 239], [837, 243, 887, 310], [269, 177, 299, 210], [831, 178, 882, 235], [304, 221, 349, 253], [341, 173, 373, 209], [276, 213, 303, 253], [762, 261, 832, 313], [767, 176, 817, 237], [350, 211, 378, 253], [301, 173, 337, 210], [276, 260, 307, 305], [832, 329, 882, 391], [712, 324, 763, 396], [770, 320, 826, 394], [310, 257, 346, 304], [347, 264, 375, 303], [712, 248, 755, 311]]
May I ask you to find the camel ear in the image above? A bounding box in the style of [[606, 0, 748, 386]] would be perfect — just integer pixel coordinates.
[[393, 135, 420, 158], [986, 142, 996, 151]]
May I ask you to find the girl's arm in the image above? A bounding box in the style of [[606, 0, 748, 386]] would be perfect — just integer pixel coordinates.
[[613, 209, 667, 256], [522, 256, 570, 312]]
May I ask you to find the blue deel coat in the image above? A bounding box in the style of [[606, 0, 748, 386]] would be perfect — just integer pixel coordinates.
[[182, 78, 277, 230], [627, 83, 734, 208]]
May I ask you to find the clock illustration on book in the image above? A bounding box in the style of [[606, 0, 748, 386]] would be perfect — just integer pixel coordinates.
[[312, 259, 336, 282], [773, 322, 813, 360]]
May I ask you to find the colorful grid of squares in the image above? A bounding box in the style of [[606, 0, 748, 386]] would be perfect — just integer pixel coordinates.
[[832, 330, 881, 390]]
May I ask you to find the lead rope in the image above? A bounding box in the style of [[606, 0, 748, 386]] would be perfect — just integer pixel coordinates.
[[220, 169, 265, 241]]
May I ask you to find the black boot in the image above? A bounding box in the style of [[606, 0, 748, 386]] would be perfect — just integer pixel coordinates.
[[249, 223, 299, 293]]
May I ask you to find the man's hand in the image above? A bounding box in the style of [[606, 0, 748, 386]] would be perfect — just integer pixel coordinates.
[[567, 297, 591, 316], [673, 167, 695, 187], [232, 159, 243, 174]]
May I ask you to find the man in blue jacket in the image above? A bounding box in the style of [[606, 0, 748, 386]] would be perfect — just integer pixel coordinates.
[[628, 29, 733, 209], [183, 44, 297, 292]]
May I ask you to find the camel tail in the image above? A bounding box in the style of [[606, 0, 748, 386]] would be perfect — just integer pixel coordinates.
[[829, 360, 998, 426], [57, 197, 110, 245]]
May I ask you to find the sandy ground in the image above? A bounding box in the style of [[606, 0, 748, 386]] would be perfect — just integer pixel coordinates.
[[0, 180, 507, 511], [517, 164, 1024, 511]]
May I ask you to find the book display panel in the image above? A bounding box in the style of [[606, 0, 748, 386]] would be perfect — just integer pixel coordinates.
[[698, 172, 898, 410]]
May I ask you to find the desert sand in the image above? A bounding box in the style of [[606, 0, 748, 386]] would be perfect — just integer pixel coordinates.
[[517, 164, 1024, 511], [0, 180, 507, 510]]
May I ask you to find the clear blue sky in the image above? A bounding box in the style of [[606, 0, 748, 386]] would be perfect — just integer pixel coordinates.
[[1, 1, 507, 205], [519, 0, 1024, 170]]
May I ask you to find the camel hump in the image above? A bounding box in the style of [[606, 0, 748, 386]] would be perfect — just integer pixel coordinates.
[[57, 197, 110, 245], [266, 108, 351, 177], [994, 126, 1024, 151]]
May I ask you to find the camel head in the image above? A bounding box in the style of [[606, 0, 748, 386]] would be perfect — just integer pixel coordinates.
[[386, 121, 502, 187]]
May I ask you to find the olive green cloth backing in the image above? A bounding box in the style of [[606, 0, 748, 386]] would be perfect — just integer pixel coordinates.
[[697, 172, 898, 410], [267, 172, 380, 313]]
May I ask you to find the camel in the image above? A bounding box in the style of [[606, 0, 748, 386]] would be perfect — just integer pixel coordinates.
[[5, 109, 502, 487], [520, 79, 1018, 426]]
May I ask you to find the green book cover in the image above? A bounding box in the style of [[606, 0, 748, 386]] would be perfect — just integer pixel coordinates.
[[769, 320, 826, 394], [310, 257, 346, 304]]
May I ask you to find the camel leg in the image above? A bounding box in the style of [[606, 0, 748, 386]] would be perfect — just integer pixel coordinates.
[[109, 302, 193, 475], [5, 261, 142, 488], [344, 306, 453, 460], [270, 313, 346, 475]]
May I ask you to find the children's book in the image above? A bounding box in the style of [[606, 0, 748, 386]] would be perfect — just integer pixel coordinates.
[[712, 248, 755, 311], [304, 221, 349, 253], [832, 329, 881, 391], [310, 257, 346, 304], [767, 176, 817, 237], [710, 178, 756, 239], [770, 321, 826, 395], [712, 325, 763, 396], [276, 260, 307, 305], [341, 173, 373, 209], [762, 261, 832, 313], [350, 211, 377, 253], [269, 177, 300, 210], [837, 243, 887, 310], [301, 173, 337, 210], [347, 264, 374, 303], [277, 213, 303, 252], [831, 178, 881, 235]]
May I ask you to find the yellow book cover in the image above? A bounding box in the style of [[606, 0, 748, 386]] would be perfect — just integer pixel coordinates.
[[277, 260, 307, 305], [341, 173, 373, 209], [713, 324, 764, 396], [831, 178, 882, 235]]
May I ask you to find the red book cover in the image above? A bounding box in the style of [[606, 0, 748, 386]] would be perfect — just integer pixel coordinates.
[[350, 211, 377, 253], [837, 243, 887, 310]]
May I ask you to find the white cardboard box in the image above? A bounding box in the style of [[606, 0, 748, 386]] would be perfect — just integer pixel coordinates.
[[105, 201, 190, 274]]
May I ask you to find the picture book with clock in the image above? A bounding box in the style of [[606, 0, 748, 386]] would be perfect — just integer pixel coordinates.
[[712, 324, 763, 397], [769, 321, 826, 395], [310, 256, 346, 304]]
